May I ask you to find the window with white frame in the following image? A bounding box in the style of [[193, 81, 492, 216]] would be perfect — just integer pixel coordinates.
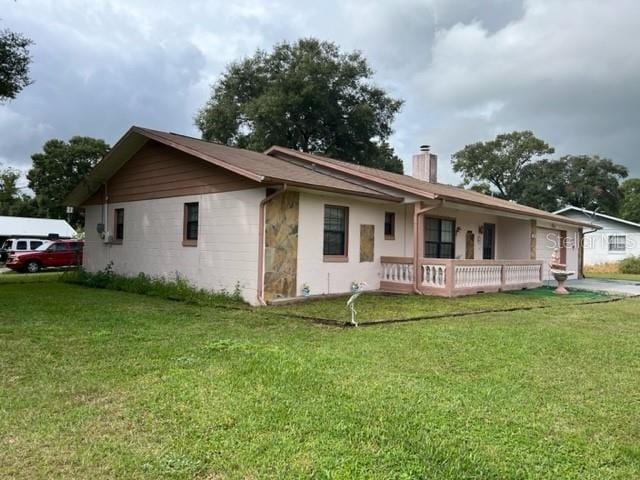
[[608, 234, 626, 252]]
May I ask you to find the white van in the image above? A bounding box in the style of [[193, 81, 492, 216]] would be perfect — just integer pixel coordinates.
[[0, 238, 52, 263]]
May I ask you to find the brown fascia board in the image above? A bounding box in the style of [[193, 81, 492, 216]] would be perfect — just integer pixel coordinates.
[[265, 146, 597, 229], [265, 146, 437, 200], [261, 177, 404, 203]]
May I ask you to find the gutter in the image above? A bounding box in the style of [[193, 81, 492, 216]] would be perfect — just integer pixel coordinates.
[[256, 184, 287, 305]]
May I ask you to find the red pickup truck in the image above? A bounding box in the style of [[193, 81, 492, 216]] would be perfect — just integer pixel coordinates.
[[6, 240, 84, 273]]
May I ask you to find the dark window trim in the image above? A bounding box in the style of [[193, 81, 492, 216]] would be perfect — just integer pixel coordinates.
[[323, 204, 349, 262], [183, 202, 199, 247], [113, 208, 124, 244], [384, 211, 396, 240], [423, 215, 456, 259]]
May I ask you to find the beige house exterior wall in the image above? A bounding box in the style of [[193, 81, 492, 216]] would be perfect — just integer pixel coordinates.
[[83, 188, 265, 305]]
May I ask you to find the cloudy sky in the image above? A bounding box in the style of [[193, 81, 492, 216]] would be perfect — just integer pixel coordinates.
[[1, 0, 639, 186]]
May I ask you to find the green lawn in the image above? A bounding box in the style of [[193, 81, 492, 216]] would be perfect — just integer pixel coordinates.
[[1, 278, 640, 478], [0, 270, 64, 284], [272, 287, 611, 323], [586, 272, 640, 282]]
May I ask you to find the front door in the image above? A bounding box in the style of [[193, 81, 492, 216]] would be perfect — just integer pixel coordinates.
[[482, 223, 495, 260], [465, 231, 474, 259]]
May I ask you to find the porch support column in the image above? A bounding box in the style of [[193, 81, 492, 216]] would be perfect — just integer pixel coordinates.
[[412, 200, 442, 294], [529, 219, 537, 260]]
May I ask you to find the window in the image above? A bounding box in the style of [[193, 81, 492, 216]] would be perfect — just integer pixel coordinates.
[[608, 235, 626, 252], [30, 241, 43, 250], [424, 217, 455, 259], [384, 212, 396, 240], [323, 205, 348, 260], [183, 202, 199, 246], [16, 240, 27, 250], [114, 208, 124, 242], [482, 223, 495, 260], [48, 242, 67, 251]]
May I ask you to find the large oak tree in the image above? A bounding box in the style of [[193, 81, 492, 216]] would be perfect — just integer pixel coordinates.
[[195, 38, 404, 173], [453, 131, 628, 214]]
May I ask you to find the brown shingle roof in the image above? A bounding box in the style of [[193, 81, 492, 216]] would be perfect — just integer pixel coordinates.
[[65, 126, 596, 229], [265, 145, 596, 228], [64, 127, 403, 205]]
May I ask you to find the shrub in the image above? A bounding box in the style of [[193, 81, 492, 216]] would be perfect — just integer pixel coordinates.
[[619, 256, 640, 274], [61, 265, 246, 307]]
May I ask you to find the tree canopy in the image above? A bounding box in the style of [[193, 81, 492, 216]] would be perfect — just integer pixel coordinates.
[[452, 131, 555, 199], [0, 28, 33, 102], [27, 136, 110, 224], [620, 178, 640, 223], [0, 165, 36, 216], [453, 131, 629, 214], [195, 38, 404, 173]]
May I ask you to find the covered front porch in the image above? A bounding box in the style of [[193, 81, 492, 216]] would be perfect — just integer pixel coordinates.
[[380, 257, 543, 296], [377, 200, 550, 296]]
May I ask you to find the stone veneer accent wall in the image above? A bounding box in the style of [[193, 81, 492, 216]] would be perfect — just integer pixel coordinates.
[[360, 224, 375, 262], [264, 191, 299, 301]]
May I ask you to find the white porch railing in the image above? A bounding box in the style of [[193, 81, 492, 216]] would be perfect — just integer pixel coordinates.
[[421, 264, 447, 288], [380, 257, 543, 296], [381, 257, 414, 285], [504, 264, 542, 286], [454, 264, 502, 289]]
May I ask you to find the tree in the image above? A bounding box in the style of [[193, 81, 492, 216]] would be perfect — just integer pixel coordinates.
[[27, 137, 110, 224], [195, 38, 404, 173], [0, 28, 33, 102], [517, 156, 627, 214], [620, 178, 640, 223], [0, 165, 36, 216], [554, 155, 628, 215], [452, 131, 555, 199], [453, 132, 628, 213]]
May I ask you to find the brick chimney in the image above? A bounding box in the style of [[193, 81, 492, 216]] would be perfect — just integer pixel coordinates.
[[412, 145, 438, 182]]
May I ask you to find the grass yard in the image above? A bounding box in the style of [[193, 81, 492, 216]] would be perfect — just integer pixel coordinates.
[[272, 287, 612, 323], [0, 270, 65, 284], [1, 277, 640, 479]]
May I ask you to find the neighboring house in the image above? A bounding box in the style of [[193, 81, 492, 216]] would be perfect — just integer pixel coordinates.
[[554, 206, 640, 265], [0, 216, 77, 245], [65, 126, 593, 305]]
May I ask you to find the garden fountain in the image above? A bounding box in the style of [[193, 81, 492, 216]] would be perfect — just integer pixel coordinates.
[[549, 248, 575, 295]]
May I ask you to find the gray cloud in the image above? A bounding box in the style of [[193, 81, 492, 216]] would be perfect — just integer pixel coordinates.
[[1, 0, 638, 189]]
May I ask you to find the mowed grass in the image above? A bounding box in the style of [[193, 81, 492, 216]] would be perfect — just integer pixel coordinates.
[[586, 272, 640, 282], [0, 270, 65, 284], [1, 280, 640, 478], [272, 287, 611, 323]]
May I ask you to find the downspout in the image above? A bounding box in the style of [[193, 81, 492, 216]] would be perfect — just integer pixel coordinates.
[[580, 226, 600, 279], [102, 182, 109, 240], [412, 200, 443, 295], [256, 184, 287, 305]]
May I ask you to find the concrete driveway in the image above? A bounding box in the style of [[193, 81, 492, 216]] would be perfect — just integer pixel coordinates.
[[566, 278, 640, 296]]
